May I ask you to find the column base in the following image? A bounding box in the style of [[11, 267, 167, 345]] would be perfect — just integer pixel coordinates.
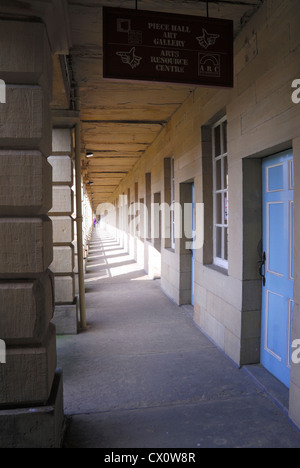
[[52, 298, 78, 335], [0, 369, 64, 448]]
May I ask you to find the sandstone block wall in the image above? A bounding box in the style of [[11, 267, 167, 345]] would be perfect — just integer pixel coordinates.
[[0, 21, 56, 407], [49, 129, 78, 334]]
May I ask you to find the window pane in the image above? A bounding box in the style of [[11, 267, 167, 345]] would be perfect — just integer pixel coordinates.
[[216, 193, 222, 225], [216, 158, 222, 191], [224, 194, 228, 225], [216, 227, 222, 258], [171, 204, 175, 248], [222, 121, 227, 154], [223, 155, 228, 190], [289, 160, 294, 190], [214, 125, 221, 157], [224, 227, 228, 260]]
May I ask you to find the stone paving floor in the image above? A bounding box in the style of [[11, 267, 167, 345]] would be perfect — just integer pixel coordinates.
[[57, 228, 300, 448]]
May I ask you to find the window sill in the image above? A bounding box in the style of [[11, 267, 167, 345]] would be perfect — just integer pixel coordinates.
[[204, 263, 229, 276], [164, 247, 175, 254]]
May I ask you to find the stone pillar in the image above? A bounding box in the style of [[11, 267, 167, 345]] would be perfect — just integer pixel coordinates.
[[0, 20, 64, 448], [49, 129, 78, 335]]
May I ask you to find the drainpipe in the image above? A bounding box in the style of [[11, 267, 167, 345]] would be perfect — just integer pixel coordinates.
[[75, 121, 87, 330]]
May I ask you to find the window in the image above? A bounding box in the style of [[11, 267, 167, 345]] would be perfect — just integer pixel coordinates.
[[134, 182, 139, 236], [127, 188, 130, 234], [212, 117, 228, 269], [139, 197, 145, 240], [163, 158, 175, 250], [145, 173, 151, 239], [153, 192, 161, 252]]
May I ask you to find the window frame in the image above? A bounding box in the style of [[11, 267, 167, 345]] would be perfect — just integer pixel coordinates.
[[212, 116, 228, 270], [145, 172, 152, 240]]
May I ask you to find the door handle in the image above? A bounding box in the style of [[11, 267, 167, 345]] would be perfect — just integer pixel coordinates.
[[258, 251, 266, 287]]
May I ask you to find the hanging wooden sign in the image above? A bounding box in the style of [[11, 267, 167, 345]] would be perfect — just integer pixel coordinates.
[[103, 7, 234, 88]]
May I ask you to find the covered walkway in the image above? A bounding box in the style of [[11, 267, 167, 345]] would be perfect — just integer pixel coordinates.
[[57, 228, 300, 448]]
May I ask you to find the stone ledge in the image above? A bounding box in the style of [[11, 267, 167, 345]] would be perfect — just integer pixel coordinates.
[[0, 324, 57, 406], [52, 300, 78, 335], [0, 369, 64, 448]]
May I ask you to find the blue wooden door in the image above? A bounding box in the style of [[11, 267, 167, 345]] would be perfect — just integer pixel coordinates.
[[191, 183, 195, 306], [261, 151, 294, 388]]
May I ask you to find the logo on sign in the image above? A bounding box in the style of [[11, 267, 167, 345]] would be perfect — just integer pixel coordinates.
[[117, 18, 143, 45], [198, 53, 221, 78], [196, 28, 220, 49], [116, 47, 142, 69]]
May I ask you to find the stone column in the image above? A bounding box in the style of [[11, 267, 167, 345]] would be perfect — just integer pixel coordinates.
[[49, 129, 78, 335], [0, 20, 63, 448]]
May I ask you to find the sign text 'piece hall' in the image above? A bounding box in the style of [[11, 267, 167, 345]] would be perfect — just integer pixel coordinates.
[[103, 7, 234, 88]]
